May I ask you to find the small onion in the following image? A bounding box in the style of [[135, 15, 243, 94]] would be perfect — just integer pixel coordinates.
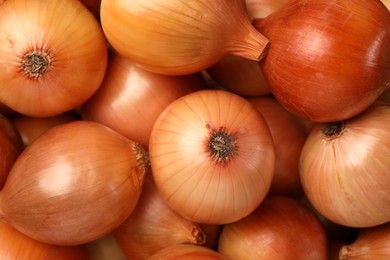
[[0, 222, 88, 259], [339, 222, 390, 259], [113, 174, 206, 259], [149, 89, 275, 224], [100, 0, 269, 75], [0, 0, 108, 117], [254, 0, 390, 122], [300, 102, 390, 228], [149, 244, 226, 260], [218, 196, 328, 259], [0, 120, 149, 245], [82, 51, 206, 149]]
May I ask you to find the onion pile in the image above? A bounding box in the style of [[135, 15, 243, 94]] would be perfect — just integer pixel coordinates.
[[0, 0, 389, 258]]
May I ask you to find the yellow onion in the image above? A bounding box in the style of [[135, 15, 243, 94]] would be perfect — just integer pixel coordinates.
[[100, 0, 269, 75], [300, 102, 390, 228], [0, 0, 108, 117], [339, 222, 390, 259], [113, 174, 206, 259], [0, 120, 149, 245], [254, 0, 390, 122], [149, 89, 275, 224]]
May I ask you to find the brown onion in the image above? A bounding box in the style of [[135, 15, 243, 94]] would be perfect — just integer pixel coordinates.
[[254, 0, 390, 122], [82, 51, 206, 149], [149, 244, 226, 260], [0, 222, 88, 259], [218, 196, 328, 259], [339, 222, 390, 259], [0, 0, 108, 117], [300, 102, 390, 228], [100, 0, 269, 75], [248, 96, 307, 196], [11, 112, 78, 147], [113, 174, 206, 259], [0, 113, 23, 189], [0, 120, 149, 245], [149, 89, 275, 224]]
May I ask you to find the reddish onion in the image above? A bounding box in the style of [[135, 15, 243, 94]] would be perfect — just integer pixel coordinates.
[[248, 96, 307, 196], [254, 0, 390, 122], [0, 0, 108, 117], [0, 120, 149, 245], [149, 89, 275, 224], [0, 222, 88, 259], [218, 196, 328, 259], [82, 51, 206, 149], [300, 102, 390, 228]]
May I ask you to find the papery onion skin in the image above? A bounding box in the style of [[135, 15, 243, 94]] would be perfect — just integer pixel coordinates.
[[0, 222, 88, 260], [339, 222, 390, 259], [100, 0, 269, 75], [149, 244, 227, 260], [0, 0, 108, 117], [254, 0, 390, 122], [218, 196, 328, 260], [0, 120, 148, 245], [149, 89, 275, 224], [113, 174, 206, 259], [300, 102, 390, 228], [82, 51, 206, 149]]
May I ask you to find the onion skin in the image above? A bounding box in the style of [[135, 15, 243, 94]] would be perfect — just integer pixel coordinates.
[[100, 0, 269, 75], [149, 245, 227, 260], [0, 114, 23, 190], [0, 120, 148, 245], [218, 196, 328, 259], [254, 0, 390, 122], [245, 0, 291, 20], [82, 52, 206, 149], [300, 102, 390, 228], [339, 222, 390, 259], [0, 222, 88, 259], [0, 0, 108, 117], [149, 89, 275, 224]]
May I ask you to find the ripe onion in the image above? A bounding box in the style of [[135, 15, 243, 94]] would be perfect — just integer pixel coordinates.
[[149, 89, 275, 224], [0, 113, 23, 189], [300, 102, 390, 228], [339, 222, 390, 259], [149, 244, 226, 260], [12, 112, 78, 147], [248, 96, 307, 196], [0, 120, 149, 245], [100, 0, 269, 75], [0, 222, 87, 259], [113, 174, 206, 259], [218, 196, 328, 259], [254, 0, 390, 122], [0, 0, 108, 117], [82, 52, 206, 149]]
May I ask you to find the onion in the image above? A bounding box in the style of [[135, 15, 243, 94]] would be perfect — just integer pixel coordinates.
[[149, 244, 226, 260], [11, 112, 78, 147], [218, 196, 328, 259], [299, 102, 390, 228], [254, 0, 390, 122], [0, 0, 108, 117], [113, 174, 206, 259], [248, 96, 307, 196], [149, 89, 275, 224], [339, 222, 390, 259], [245, 0, 291, 20], [100, 0, 269, 75], [0, 113, 23, 189], [0, 120, 149, 245], [82, 51, 206, 149], [0, 222, 88, 259]]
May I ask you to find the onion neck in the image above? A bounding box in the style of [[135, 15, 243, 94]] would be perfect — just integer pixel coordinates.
[[192, 224, 206, 245], [322, 121, 345, 140], [205, 124, 238, 166]]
